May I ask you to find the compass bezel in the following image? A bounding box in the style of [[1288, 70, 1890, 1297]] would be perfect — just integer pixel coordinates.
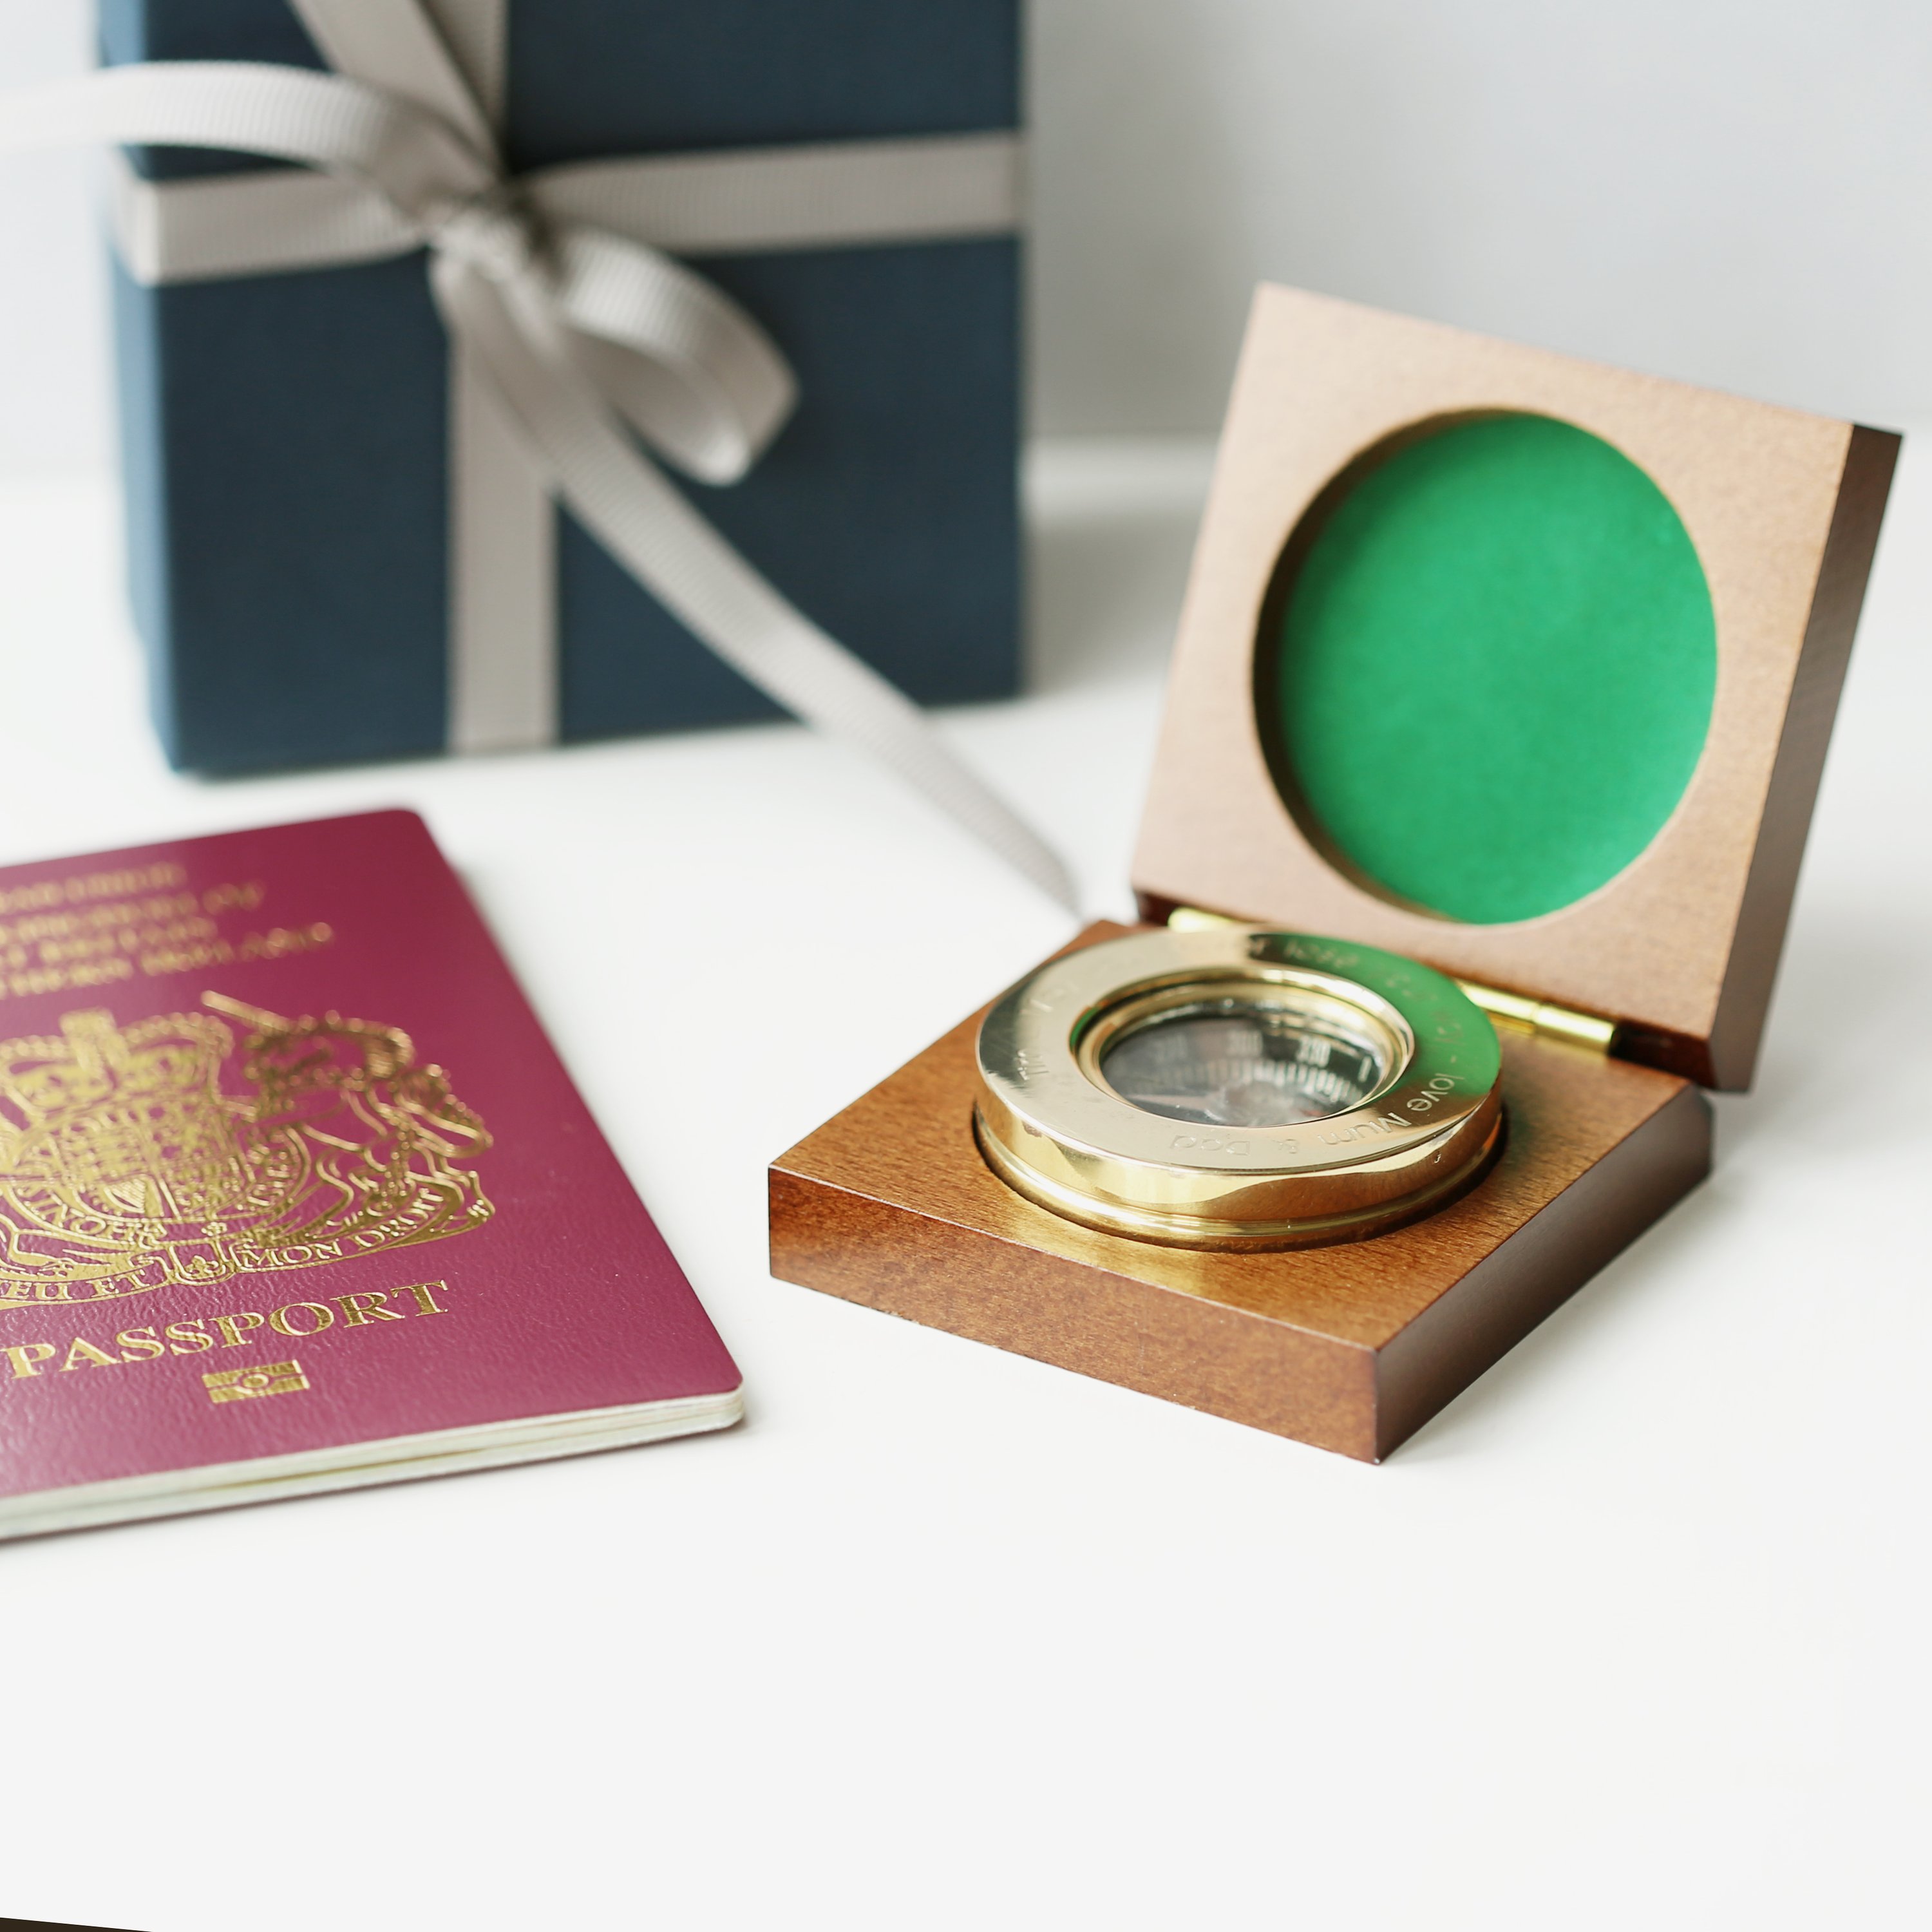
[[974, 926, 1504, 1249]]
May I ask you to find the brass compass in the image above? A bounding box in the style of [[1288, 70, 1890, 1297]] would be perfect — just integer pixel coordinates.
[[974, 927, 1504, 1249]]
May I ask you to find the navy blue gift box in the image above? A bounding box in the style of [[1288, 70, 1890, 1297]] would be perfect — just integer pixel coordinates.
[[102, 0, 1023, 772]]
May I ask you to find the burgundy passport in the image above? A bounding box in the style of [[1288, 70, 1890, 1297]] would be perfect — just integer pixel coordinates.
[[0, 810, 741, 1537]]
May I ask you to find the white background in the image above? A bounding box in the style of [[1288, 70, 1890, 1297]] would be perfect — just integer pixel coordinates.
[[10, 0, 1932, 467], [2, 5, 1931, 1929]]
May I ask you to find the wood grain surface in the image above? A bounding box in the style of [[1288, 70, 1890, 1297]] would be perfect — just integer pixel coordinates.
[[770, 925, 1713, 1460], [1129, 285, 1898, 1089]]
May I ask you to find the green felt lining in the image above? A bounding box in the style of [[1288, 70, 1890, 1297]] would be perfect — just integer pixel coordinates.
[[1265, 413, 1716, 925]]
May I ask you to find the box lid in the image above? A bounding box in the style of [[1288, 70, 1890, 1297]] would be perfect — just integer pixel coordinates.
[[1132, 285, 1898, 1089]]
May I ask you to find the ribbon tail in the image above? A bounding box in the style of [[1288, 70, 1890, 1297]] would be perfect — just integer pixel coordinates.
[[432, 256, 1078, 915]]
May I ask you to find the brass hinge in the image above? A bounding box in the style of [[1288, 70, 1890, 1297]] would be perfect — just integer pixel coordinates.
[[1452, 981, 1616, 1054], [1166, 905, 1245, 932], [1164, 907, 1617, 1055]]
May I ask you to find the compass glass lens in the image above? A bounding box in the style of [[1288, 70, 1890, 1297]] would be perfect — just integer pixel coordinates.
[[1097, 997, 1392, 1129]]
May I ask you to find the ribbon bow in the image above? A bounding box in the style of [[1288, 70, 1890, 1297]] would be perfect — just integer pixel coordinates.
[[0, 0, 1076, 913]]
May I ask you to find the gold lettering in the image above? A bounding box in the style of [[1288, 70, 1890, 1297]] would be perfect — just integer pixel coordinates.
[[212, 1312, 266, 1349], [401, 1282, 448, 1316], [334, 1291, 402, 1327], [166, 1320, 214, 1355], [61, 1337, 120, 1372], [5, 1343, 55, 1379], [270, 1301, 335, 1338], [201, 880, 264, 914], [116, 1326, 166, 1362], [0, 863, 183, 918]]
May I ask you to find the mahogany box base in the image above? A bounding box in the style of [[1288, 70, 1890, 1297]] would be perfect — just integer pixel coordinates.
[[768, 925, 1712, 1461]]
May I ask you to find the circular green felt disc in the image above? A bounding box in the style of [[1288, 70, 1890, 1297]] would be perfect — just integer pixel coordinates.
[[1269, 413, 1716, 925]]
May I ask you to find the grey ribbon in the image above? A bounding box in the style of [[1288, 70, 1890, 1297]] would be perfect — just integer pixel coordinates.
[[0, 0, 1075, 911]]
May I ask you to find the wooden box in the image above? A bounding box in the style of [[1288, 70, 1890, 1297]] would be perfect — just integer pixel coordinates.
[[770, 286, 1899, 1459]]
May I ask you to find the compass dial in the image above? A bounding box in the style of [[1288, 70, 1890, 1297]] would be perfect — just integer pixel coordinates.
[[1098, 997, 1390, 1129]]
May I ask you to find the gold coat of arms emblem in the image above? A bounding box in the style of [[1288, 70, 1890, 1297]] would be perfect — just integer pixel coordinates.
[[0, 995, 491, 1308]]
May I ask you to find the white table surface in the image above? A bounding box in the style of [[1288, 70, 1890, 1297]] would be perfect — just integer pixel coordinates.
[[2, 437, 1927, 1931]]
